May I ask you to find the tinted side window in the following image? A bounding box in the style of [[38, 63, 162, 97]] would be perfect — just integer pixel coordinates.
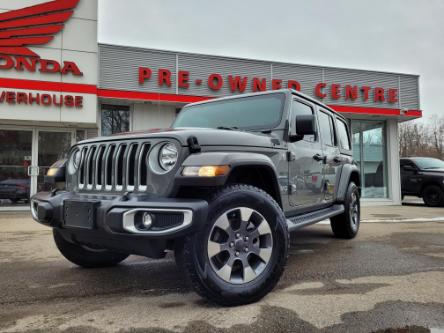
[[318, 111, 336, 146], [292, 100, 316, 142], [336, 119, 351, 150]]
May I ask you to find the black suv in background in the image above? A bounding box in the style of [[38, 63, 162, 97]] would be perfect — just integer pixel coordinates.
[[401, 157, 444, 207], [31, 90, 360, 305]]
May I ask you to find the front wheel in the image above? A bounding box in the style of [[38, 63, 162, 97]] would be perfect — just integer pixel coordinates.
[[176, 184, 289, 306], [53, 229, 129, 268], [422, 185, 444, 207], [330, 182, 360, 239]]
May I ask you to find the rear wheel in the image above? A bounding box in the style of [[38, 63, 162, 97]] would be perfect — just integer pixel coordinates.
[[422, 185, 444, 207], [330, 182, 360, 239], [53, 229, 129, 268], [176, 184, 288, 306]]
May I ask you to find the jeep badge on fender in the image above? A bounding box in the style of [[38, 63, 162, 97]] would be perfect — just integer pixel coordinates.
[[31, 89, 360, 306]]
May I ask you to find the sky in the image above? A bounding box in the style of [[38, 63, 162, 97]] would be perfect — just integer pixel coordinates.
[[98, 0, 444, 121]]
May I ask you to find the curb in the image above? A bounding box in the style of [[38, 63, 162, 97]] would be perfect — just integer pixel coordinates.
[[361, 217, 444, 223]]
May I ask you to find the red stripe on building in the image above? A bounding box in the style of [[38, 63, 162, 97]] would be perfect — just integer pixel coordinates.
[[97, 89, 208, 104], [0, 77, 97, 94], [330, 105, 422, 117], [98, 88, 422, 118], [0, 79, 422, 117]]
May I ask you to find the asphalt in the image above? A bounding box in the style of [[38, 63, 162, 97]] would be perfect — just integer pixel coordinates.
[[0, 212, 443, 333]]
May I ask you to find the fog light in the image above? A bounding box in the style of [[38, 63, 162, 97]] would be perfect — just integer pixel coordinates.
[[142, 213, 154, 229]]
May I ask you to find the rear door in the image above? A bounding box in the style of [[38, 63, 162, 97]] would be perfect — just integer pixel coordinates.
[[288, 99, 324, 208], [317, 109, 342, 203]]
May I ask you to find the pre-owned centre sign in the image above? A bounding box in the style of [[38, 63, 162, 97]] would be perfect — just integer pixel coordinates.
[[138, 67, 399, 103]]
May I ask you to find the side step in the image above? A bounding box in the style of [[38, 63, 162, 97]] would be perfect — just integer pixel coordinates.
[[286, 204, 345, 232]]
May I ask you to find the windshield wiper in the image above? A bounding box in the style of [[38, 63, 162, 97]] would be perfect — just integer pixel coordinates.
[[217, 126, 239, 130], [216, 126, 273, 134]]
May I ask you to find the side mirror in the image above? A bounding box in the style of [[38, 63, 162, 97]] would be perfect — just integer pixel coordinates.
[[289, 115, 316, 142], [402, 165, 417, 173]]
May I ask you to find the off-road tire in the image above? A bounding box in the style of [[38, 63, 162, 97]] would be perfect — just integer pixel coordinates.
[[176, 184, 289, 306], [422, 185, 444, 207], [53, 229, 129, 268], [330, 182, 360, 239]]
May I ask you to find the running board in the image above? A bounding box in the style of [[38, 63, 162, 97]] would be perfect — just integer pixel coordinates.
[[286, 204, 345, 232]]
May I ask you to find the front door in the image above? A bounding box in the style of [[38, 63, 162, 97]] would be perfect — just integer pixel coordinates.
[[288, 99, 324, 208], [400, 160, 420, 194], [0, 129, 33, 207]]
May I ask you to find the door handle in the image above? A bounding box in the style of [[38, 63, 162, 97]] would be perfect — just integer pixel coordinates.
[[313, 154, 325, 162]]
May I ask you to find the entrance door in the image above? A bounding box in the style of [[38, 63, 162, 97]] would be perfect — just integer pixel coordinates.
[[36, 130, 74, 193], [351, 121, 388, 199], [0, 129, 33, 207]]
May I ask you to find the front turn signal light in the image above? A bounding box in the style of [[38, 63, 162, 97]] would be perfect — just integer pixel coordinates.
[[182, 165, 230, 177]]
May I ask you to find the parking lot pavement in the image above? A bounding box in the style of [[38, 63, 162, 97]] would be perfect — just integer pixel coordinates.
[[0, 214, 443, 333]]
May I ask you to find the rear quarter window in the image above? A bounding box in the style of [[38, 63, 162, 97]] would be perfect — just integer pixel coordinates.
[[318, 111, 336, 147], [336, 119, 351, 150]]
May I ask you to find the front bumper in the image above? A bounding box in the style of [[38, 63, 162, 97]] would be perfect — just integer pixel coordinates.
[[31, 191, 208, 258]]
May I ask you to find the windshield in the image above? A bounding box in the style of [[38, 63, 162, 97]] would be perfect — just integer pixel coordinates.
[[173, 93, 286, 130], [413, 157, 444, 169]]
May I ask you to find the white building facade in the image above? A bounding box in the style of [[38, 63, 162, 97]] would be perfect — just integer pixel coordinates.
[[0, 0, 421, 209]]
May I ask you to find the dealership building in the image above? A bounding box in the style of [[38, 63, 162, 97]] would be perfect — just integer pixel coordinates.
[[0, 0, 421, 209]]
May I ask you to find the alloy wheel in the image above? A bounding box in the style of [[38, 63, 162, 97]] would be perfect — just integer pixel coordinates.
[[350, 191, 359, 231], [207, 207, 273, 284]]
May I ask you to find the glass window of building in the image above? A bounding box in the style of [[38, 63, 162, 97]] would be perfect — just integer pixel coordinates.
[[0, 130, 32, 206], [101, 105, 130, 136], [352, 120, 388, 199], [76, 130, 86, 142]]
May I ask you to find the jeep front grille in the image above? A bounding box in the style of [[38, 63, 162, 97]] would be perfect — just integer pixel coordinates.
[[77, 142, 151, 192]]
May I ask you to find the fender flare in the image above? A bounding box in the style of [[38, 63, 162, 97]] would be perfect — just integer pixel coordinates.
[[174, 152, 282, 205], [336, 163, 361, 202]]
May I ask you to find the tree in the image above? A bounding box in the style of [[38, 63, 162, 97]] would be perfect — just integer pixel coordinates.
[[399, 115, 444, 159]]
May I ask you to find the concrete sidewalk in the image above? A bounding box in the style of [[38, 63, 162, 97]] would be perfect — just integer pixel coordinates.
[[362, 204, 444, 222]]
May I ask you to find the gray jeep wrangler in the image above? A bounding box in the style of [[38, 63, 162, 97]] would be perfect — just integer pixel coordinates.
[[31, 89, 360, 306]]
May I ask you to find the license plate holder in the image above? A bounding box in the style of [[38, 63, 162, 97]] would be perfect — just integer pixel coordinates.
[[63, 199, 99, 229]]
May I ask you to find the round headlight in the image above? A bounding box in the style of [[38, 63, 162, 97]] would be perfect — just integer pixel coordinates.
[[158, 143, 178, 171]]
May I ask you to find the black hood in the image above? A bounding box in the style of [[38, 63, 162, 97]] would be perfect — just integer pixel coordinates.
[[421, 168, 444, 175], [80, 128, 281, 148]]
